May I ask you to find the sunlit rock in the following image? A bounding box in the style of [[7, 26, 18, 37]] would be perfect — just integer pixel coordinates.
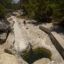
[[33, 58, 50, 64]]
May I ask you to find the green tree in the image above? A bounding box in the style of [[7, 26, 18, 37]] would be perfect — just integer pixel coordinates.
[[0, 4, 6, 18], [0, 0, 13, 18], [21, 0, 53, 21], [51, 0, 64, 26]]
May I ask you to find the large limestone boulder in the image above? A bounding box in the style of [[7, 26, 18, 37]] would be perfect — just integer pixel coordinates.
[[12, 17, 30, 55], [33, 58, 50, 64], [0, 53, 18, 64]]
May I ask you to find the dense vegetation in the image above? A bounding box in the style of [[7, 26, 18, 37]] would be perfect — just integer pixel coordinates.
[[0, 0, 64, 26], [0, 4, 6, 18], [0, 0, 19, 19], [20, 0, 64, 26], [0, 0, 13, 19]]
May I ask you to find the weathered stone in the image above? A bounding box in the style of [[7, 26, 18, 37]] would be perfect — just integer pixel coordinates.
[[0, 53, 18, 64], [51, 32, 64, 49], [0, 20, 11, 32], [12, 16, 30, 55], [0, 33, 7, 40], [33, 58, 50, 64], [61, 61, 64, 64], [7, 16, 63, 64], [0, 31, 15, 50], [0, 33, 7, 44]]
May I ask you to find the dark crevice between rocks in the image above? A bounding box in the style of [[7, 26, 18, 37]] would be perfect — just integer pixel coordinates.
[[0, 19, 12, 44], [0, 29, 11, 45]]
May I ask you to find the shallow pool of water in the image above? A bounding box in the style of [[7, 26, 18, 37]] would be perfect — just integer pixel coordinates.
[[22, 47, 52, 64]]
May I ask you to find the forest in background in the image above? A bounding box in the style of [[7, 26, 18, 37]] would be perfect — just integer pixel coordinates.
[[0, 0, 64, 27]]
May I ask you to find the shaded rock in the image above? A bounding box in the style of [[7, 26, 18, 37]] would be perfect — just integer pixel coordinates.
[[0, 20, 11, 32], [0, 31, 15, 50], [33, 58, 50, 64], [0, 53, 18, 64], [0, 19, 12, 44], [0, 33, 7, 40], [16, 55, 28, 64], [0, 33, 7, 44]]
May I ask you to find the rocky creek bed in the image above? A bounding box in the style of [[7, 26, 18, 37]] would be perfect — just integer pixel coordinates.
[[0, 16, 63, 64]]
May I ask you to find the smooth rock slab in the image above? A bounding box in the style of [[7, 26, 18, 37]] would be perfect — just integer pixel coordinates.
[[51, 32, 64, 49], [12, 16, 30, 54], [60, 61, 64, 64], [33, 58, 50, 64], [0, 53, 18, 64]]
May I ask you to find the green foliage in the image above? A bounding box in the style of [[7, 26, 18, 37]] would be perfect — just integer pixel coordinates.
[[46, 0, 63, 24], [21, 0, 64, 25], [0, 4, 6, 18], [0, 0, 13, 18], [51, 0, 64, 26], [22, 47, 52, 64], [0, 0, 12, 9], [21, 0, 52, 21]]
